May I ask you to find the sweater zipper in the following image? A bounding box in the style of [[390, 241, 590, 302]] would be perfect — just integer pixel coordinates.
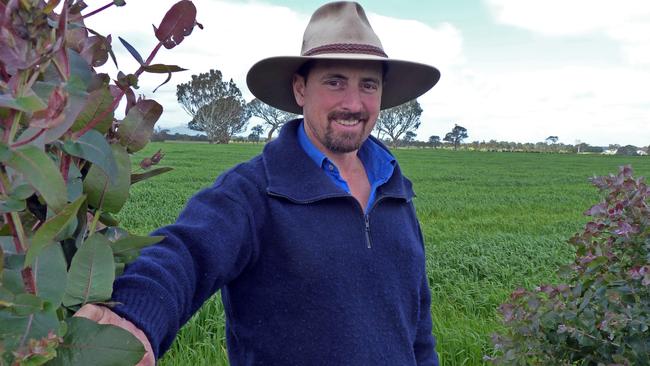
[[364, 214, 371, 249]]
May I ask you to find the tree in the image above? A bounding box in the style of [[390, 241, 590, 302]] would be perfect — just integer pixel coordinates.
[[428, 135, 441, 149], [402, 131, 417, 146], [443, 124, 468, 150], [248, 124, 265, 143], [177, 70, 249, 143], [248, 98, 298, 140], [374, 99, 423, 147], [616, 145, 639, 156], [545, 136, 559, 144]]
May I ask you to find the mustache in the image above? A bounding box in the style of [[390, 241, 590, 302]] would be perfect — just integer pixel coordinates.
[[328, 111, 369, 121]]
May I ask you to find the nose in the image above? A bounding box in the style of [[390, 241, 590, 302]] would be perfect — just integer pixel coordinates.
[[340, 87, 364, 112]]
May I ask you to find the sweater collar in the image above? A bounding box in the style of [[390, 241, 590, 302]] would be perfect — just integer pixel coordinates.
[[263, 119, 414, 203]]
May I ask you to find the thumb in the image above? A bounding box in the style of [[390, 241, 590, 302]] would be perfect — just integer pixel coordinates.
[[74, 303, 108, 322]]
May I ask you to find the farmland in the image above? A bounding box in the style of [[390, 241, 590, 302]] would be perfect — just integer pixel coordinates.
[[117, 142, 650, 365]]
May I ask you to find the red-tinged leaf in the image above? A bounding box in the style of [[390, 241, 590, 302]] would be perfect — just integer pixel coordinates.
[[70, 87, 114, 134], [0, 27, 31, 74], [154, 0, 198, 49], [117, 99, 162, 153], [80, 35, 111, 67], [142, 64, 186, 73], [61, 234, 115, 307], [118, 36, 144, 65], [65, 22, 89, 54], [37, 82, 88, 143], [5, 145, 67, 213], [30, 86, 68, 129]]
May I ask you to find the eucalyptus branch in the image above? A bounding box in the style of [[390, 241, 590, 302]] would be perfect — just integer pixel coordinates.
[[74, 40, 164, 139]]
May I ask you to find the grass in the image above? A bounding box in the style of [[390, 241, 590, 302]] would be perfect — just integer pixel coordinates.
[[118, 142, 650, 365]]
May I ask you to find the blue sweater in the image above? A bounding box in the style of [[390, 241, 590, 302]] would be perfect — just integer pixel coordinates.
[[112, 119, 439, 365]]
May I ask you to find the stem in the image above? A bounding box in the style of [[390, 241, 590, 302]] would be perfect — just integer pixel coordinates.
[[7, 110, 23, 145], [135, 42, 163, 77], [81, 1, 114, 19]]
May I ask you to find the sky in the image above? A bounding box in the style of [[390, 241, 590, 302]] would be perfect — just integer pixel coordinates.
[[85, 0, 650, 147]]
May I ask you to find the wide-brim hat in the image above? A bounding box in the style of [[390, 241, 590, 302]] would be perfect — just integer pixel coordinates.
[[246, 1, 441, 115]]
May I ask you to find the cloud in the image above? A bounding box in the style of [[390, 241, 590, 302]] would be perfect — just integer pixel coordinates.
[[415, 64, 650, 146], [485, 0, 650, 64], [84, 0, 464, 130]]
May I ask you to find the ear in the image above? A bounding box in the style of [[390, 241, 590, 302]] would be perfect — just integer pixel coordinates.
[[292, 74, 306, 107]]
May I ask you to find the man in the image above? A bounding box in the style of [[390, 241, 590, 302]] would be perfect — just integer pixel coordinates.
[[78, 2, 441, 365]]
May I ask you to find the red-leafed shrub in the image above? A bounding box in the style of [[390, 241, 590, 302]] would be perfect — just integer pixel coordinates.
[[488, 165, 649, 365]]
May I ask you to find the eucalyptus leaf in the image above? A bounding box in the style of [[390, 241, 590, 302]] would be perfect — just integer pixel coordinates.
[[0, 309, 60, 352], [0, 93, 48, 113], [118, 36, 144, 65], [33, 243, 67, 307], [67, 162, 83, 202], [131, 167, 173, 184], [117, 99, 162, 153], [51, 317, 144, 366], [111, 234, 163, 263], [70, 87, 114, 134], [0, 197, 26, 213], [63, 129, 118, 183], [62, 234, 115, 307], [24, 195, 86, 267], [12, 293, 45, 316], [5, 145, 67, 213], [10, 184, 35, 200], [83, 144, 131, 213]]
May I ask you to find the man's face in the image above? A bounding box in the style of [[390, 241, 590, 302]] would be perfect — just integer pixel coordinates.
[[292, 60, 383, 155]]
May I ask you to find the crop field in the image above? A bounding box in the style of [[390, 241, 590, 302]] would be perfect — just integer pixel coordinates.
[[117, 142, 650, 366]]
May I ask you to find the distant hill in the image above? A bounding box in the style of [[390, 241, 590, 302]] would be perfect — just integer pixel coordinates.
[[165, 125, 206, 136]]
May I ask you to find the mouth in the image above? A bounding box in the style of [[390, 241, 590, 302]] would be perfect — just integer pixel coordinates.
[[332, 118, 363, 127]]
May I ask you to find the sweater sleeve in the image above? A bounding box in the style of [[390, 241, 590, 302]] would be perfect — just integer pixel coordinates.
[[414, 272, 440, 366], [110, 175, 258, 358]]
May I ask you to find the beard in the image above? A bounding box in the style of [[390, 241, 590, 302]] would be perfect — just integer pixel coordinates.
[[322, 111, 371, 153]]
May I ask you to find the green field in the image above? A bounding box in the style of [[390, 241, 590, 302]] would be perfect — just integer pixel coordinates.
[[118, 142, 650, 365]]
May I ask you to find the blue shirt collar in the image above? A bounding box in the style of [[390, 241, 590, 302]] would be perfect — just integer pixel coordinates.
[[297, 120, 396, 209]]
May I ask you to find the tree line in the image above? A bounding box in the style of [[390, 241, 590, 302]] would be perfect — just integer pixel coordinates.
[[175, 69, 647, 155]]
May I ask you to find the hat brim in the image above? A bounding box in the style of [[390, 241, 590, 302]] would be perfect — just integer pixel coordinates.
[[246, 54, 441, 115]]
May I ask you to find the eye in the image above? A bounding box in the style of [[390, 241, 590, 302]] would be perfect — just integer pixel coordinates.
[[324, 79, 344, 89], [361, 81, 379, 93]]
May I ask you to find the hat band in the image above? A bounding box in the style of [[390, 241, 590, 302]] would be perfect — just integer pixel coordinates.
[[303, 43, 388, 57]]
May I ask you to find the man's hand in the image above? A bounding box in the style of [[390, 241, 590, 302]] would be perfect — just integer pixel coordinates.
[[75, 304, 155, 366]]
